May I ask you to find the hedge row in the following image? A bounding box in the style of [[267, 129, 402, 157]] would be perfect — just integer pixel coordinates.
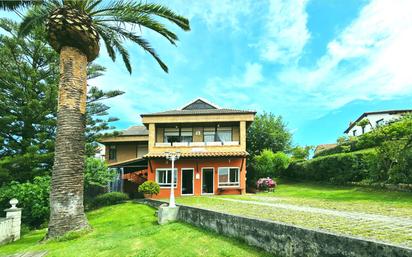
[[283, 149, 377, 184]]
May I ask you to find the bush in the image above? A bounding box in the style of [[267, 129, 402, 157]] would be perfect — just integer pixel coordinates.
[[283, 149, 377, 184], [253, 150, 290, 178], [138, 181, 160, 197], [89, 192, 129, 209], [0, 176, 50, 228], [256, 177, 277, 191], [84, 157, 116, 199]]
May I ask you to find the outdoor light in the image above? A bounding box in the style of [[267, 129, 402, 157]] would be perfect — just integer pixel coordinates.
[[165, 151, 181, 208]]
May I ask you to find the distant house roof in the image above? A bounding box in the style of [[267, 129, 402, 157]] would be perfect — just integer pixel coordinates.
[[120, 125, 149, 136], [140, 98, 256, 117], [344, 109, 412, 134], [314, 143, 337, 156]]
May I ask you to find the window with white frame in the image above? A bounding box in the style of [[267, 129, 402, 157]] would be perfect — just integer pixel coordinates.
[[204, 127, 215, 142], [164, 128, 179, 143], [156, 168, 177, 187], [218, 167, 240, 187], [180, 127, 193, 142], [217, 127, 232, 142]]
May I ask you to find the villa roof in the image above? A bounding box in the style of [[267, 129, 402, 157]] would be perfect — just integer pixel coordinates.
[[344, 109, 412, 133], [120, 126, 148, 136], [140, 98, 256, 117]]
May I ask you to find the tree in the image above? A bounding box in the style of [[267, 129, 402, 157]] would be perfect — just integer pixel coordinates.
[[2, 0, 190, 238], [0, 20, 122, 184], [253, 149, 290, 179], [291, 145, 313, 160], [356, 118, 370, 135]]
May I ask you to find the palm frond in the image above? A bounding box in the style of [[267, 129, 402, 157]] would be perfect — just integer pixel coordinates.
[[0, 0, 43, 11], [18, 4, 52, 37]]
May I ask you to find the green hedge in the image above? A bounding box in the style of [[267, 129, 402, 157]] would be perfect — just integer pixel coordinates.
[[88, 192, 129, 209], [283, 149, 377, 184]]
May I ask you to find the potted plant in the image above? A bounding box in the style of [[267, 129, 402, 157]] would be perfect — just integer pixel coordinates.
[[138, 181, 160, 198]]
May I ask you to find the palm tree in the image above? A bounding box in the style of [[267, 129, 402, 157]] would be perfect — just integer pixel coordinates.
[[1, 0, 189, 238]]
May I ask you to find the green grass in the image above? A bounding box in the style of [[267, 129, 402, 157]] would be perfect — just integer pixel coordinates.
[[175, 182, 412, 247], [0, 202, 271, 257]]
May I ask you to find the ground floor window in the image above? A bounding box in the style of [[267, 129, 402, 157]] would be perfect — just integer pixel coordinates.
[[156, 168, 177, 187], [218, 167, 240, 187]]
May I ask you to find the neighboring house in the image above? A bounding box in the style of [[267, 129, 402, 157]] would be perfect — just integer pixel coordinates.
[[344, 109, 412, 136], [99, 98, 256, 198], [314, 143, 337, 156], [94, 145, 106, 160]]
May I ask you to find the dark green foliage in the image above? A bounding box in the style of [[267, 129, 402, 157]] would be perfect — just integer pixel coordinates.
[[0, 176, 50, 228], [247, 112, 292, 157], [316, 116, 412, 157], [246, 112, 291, 188], [89, 192, 129, 209], [253, 150, 290, 178], [283, 149, 377, 184], [0, 19, 122, 184], [138, 181, 160, 197]]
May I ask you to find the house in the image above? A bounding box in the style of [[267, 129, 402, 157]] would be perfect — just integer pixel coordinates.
[[99, 98, 256, 198], [314, 143, 337, 156], [344, 109, 412, 136]]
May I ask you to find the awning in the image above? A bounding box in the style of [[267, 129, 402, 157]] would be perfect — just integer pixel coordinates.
[[144, 151, 248, 158], [108, 157, 148, 169]]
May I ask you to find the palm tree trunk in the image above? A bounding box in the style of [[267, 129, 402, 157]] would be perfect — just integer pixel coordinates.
[[47, 46, 89, 238]]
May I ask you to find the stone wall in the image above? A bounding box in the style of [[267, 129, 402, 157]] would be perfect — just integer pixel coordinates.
[[142, 199, 412, 257], [0, 218, 13, 245], [0, 199, 22, 245]]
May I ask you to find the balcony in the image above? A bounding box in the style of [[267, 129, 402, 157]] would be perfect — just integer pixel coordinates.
[[155, 141, 239, 147]]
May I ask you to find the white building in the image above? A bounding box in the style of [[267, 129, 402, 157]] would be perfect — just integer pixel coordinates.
[[344, 109, 411, 137]]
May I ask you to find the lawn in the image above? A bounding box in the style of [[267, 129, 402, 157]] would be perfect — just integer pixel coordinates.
[[0, 202, 271, 257], [175, 182, 412, 247]]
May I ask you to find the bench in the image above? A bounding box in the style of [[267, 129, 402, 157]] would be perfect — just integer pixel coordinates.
[[217, 187, 244, 194]]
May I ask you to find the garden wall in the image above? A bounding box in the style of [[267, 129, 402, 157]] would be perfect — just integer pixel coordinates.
[[142, 199, 412, 257]]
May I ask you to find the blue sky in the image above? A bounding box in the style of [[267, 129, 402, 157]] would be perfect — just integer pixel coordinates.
[[3, 0, 412, 146]]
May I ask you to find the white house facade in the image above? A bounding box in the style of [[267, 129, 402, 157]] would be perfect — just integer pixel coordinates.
[[344, 110, 411, 136]]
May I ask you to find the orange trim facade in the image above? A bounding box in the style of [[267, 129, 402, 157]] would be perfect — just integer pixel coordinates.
[[147, 157, 246, 198]]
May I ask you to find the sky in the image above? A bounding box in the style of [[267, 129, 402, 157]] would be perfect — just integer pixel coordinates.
[[2, 0, 412, 146]]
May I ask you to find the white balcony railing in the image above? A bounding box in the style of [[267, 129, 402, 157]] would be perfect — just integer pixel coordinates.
[[155, 141, 240, 147]]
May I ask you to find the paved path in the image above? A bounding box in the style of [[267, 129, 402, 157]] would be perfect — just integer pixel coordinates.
[[219, 197, 412, 229]]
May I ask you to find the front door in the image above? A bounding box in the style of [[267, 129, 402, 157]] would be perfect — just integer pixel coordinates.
[[181, 169, 194, 195], [202, 168, 214, 194]]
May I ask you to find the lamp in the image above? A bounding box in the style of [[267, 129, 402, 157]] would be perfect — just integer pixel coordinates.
[[164, 151, 181, 207]]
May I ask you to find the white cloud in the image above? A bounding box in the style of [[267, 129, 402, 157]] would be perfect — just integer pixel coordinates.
[[277, 0, 412, 110], [258, 0, 310, 64]]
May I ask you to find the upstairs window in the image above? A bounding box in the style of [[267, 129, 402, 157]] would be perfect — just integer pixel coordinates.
[[376, 119, 384, 127], [180, 128, 193, 142], [218, 167, 240, 187], [156, 168, 177, 187], [352, 130, 357, 136], [109, 145, 117, 160], [204, 127, 216, 142], [217, 127, 232, 142], [164, 128, 179, 143]]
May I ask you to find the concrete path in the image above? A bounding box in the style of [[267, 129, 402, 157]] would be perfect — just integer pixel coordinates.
[[219, 197, 412, 229]]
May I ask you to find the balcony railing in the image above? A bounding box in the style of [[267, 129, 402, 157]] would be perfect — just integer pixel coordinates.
[[155, 141, 239, 147]]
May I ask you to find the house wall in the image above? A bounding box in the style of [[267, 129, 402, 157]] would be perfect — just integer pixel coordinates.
[[147, 157, 246, 198], [105, 142, 148, 164], [347, 113, 403, 136]]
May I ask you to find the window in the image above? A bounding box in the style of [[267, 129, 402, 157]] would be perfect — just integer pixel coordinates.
[[376, 119, 384, 127], [204, 127, 216, 142], [352, 130, 357, 136], [180, 127, 193, 142], [164, 128, 179, 143], [156, 168, 177, 187], [218, 167, 240, 187], [217, 127, 232, 142], [109, 145, 117, 160]]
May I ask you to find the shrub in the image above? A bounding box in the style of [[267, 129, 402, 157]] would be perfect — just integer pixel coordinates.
[[138, 181, 160, 197], [283, 149, 377, 184], [253, 150, 290, 178], [84, 157, 117, 199], [89, 192, 129, 209], [256, 177, 277, 191], [0, 176, 50, 228]]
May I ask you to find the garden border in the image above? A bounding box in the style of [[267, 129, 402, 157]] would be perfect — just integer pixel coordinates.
[[141, 199, 412, 257]]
